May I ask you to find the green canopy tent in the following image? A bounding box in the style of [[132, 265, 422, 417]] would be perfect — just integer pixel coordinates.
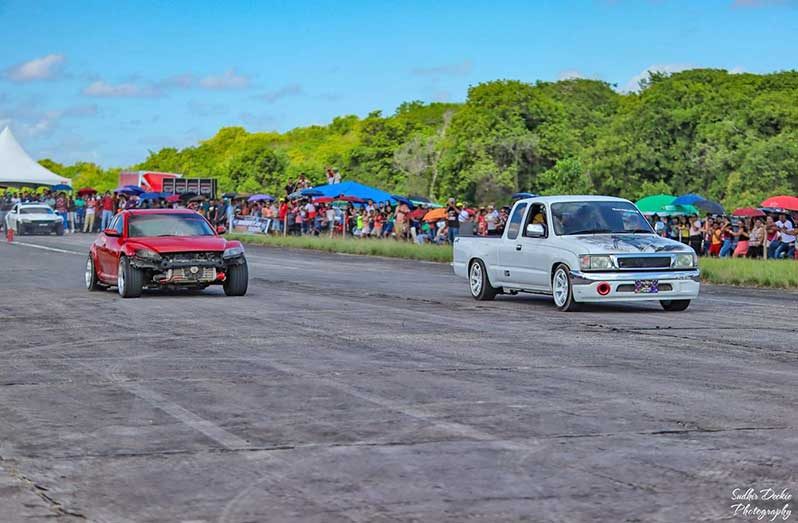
[[635, 194, 699, 216]]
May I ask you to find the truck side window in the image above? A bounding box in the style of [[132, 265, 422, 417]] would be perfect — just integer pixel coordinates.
[[506, 203, 528, 240], [524, 204, 548, 237]]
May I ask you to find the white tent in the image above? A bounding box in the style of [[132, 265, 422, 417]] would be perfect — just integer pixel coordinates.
[[0, 126, 71, 188]]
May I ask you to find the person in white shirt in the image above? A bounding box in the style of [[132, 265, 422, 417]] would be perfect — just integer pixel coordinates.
[[485, 204, 499, 235], [774, 214, 795, 259]]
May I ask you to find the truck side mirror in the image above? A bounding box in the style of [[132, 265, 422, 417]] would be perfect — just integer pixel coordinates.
[[525, 223, 546, 238]]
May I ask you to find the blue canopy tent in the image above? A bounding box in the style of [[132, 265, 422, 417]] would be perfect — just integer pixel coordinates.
[[311, 181, 396, 205]]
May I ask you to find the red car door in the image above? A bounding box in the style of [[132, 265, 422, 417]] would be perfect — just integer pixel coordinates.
[[97, 214, 124, 280]]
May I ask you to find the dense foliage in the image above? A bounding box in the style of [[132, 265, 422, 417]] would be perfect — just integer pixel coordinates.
[[39, 69, 798, 208]]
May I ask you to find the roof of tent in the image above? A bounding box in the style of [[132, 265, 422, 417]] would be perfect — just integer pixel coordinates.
[[311, 181, 395, 204], [0, 127, 71, 188]]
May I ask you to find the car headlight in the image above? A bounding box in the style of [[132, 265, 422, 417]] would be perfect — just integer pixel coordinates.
[[579, 255, 614, 271], [134, 248, 162, 261], [673, 253, 697, 269], [223, 245, 245, 259]]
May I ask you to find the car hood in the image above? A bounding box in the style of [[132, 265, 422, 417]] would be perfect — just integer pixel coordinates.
[[567, 234, 691, 254], [129, 236, 227, 253]]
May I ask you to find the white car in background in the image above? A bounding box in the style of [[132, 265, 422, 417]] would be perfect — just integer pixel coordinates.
[[453, 195, 700, 311], [4, 202, 65, 236]]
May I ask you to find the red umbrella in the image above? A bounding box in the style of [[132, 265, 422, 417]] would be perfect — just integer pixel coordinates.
[[166, 194, 181, 203], [761, 195, 798, 212], [77, 187, 97, 196], [409, 208, 427, 220], [732, 207, 766, 218]]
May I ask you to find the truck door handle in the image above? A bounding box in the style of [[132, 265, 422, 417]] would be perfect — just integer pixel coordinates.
[[515, 244, 522, 251]]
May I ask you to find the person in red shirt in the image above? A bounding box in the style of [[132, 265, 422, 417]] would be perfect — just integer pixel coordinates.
[[100, 192, 115, 230]]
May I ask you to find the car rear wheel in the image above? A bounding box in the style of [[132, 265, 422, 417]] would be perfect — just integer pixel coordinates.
[[85, 255, 105, 291], [552, 264, 579, 312], [469, 259, 499, 301], [118, 256, 143, 298], [660, 299, 690, 311], [223, 259, 248, 296]]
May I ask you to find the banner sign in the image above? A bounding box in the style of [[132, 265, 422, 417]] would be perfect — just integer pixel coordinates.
[[234, 216, 272, 234]]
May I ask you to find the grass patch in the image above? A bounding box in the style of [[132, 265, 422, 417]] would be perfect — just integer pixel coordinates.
[[229, 233, 798, 288], [227, 233, 453, 263], [698, 257, 798, 289]]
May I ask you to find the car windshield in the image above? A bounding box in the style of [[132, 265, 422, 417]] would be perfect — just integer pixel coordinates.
[[551, 201, 654, 236], [20, 206, 54, 215], [128, 213, 214, 237]]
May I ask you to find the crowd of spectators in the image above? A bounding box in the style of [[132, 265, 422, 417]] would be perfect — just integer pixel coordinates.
[[648, 213, 797, 260]]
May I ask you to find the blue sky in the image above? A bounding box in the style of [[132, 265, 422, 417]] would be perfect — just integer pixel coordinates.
[[1, 0, 796, 167]]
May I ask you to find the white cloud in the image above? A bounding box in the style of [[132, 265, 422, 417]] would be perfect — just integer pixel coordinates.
[[159, 73, 195, 88], [0, 102, 99, 138], [558, 69, 584, 81], [82, 80, 160, 98], [199, 69, 249, 90], [4, 54, 65, 82], [624, 64, 691, 92], [729, 65, 747, 74], [411, 60, 473, 77], [257, 84, 303, 103]]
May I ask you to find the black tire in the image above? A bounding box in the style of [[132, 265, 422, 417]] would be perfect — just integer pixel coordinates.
[[468, 259, 499, 301], [660, 299, 690, 311], [55, 223, 65, 236], [17, 223, 26, 236], [85, 255, 105, 291], [117, 256, 143, 298], [551, 264, 579, 312], [223, 258, 249, 296]]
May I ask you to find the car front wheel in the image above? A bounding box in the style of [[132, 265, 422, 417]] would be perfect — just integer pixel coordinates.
[[552, 264, 579, 312], [118, 256, 143, 298], [223, 259, 248, 296]]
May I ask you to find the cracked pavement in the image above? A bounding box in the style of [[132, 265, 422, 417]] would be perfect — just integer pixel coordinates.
[[0, 234, 796, 522]]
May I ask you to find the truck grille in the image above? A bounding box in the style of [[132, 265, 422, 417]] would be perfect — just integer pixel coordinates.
[[616, 256, 672, 269]]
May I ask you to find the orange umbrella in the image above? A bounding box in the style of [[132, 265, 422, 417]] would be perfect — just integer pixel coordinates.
[[424, 208, 447, 222]]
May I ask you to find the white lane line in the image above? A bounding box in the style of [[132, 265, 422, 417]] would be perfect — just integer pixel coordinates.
[[6, 240, 84, 256]]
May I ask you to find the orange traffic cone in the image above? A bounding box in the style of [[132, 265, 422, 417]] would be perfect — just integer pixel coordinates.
[[6, 227, 13, 242]]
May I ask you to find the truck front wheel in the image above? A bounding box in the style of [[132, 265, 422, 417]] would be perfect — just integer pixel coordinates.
[[552, 264, 579, 312], [469, 259, 499, 301]]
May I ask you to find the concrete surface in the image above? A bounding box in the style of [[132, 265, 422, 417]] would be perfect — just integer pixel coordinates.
[[0, 233, 796, 522]]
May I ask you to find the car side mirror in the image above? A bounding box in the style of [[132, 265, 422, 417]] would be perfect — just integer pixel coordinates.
[[103, 228, 120, 237], [526, 223, 546, 238], [216, 225, 227, 234]]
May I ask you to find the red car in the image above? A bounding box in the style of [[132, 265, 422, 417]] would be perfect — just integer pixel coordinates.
[[85, 209, 248, 298]]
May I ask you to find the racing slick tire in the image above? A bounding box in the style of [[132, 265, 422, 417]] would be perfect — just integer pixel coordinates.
[[55, 223, 65, 236], [469, 259, 499, 301], [660, 299, 691, 312], [118, 256, 143, 298], [85, 255, 105, 291], [552, 264, 579, 312], [223, 258, 249, 297]]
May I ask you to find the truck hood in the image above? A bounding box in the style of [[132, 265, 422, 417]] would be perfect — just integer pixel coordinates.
[[129, 236, 227, 253], [568, 234, 691, 254], [20, 213, 60, 221]]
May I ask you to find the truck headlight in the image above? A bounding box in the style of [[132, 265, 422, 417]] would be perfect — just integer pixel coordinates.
[[223, 245, 245, 259], [673, 253, 697, 269], [135, 248, 161, 261], [579, 255, 614, 271]]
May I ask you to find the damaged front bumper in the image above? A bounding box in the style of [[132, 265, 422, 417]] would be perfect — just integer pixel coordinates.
[[131, 251, 245, 285]]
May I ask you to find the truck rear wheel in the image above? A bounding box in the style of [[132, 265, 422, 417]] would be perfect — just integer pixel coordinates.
[[469, 259, 499, 301], [552, 264, 579, 312], [660, 299, 690, 311]]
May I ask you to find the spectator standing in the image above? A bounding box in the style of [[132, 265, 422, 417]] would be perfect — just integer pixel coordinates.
[[67, 195, 77, 233], [774, 213, 795, 259], [100, 192, 114, 230], [445, 198, 459, 243], [748, 218, 765, 258], [75, 195, 85, 232], [732, 223, 750, 258], [688, 216, 702, 253], [84, 196, 97, 233]]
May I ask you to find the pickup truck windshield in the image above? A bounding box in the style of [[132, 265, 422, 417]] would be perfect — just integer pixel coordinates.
[[20, 206, 54, 214], [551, 201, 653, 236], [128, 213, 214, 238]]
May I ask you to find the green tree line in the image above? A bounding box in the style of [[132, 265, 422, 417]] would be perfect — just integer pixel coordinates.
[[40, 68, 798, 209]]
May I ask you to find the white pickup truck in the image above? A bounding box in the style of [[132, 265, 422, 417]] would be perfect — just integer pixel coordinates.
[[453, 195, 700, 311]]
